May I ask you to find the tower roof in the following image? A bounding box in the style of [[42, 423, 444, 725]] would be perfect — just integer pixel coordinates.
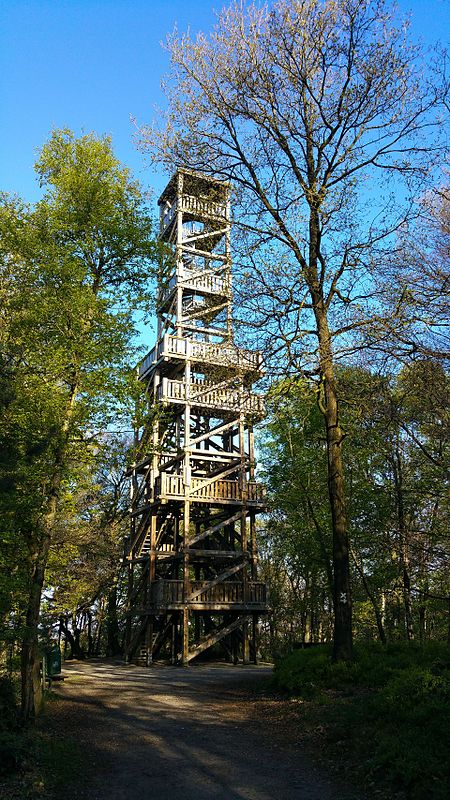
[[158, 168, 230, 206]]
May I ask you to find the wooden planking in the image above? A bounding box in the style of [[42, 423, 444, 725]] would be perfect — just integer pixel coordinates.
[[158, 377, 265, 416], [150, 579, 268, 608]]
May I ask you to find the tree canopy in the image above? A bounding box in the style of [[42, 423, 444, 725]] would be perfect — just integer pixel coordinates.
[[261, 362, 449, 654], [0, 129, 156, 718]]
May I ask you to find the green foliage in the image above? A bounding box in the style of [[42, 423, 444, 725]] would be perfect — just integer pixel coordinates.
[[259, 379, 333, 652], [272, 643, 450, 799], [0, 674, 18, 730], [0, 730, 32, 777], [261, 364, 449, 653], [42, 436, 131, 658], [0, 673, 27, 777], [0, 129, 157, 713]]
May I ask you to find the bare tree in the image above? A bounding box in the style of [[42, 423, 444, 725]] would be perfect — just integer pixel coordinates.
[[376, 183, 450, 364], [140, 0, 448, 660]]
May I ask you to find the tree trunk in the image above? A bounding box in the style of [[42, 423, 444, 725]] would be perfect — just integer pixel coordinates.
[[87, 610, 93, 656], [447, 594, 450, 645], [392, 447, 414, 641], [304, 175, 352, 661], [106, 583, 121, 657], [72, 620, 84, 659], [21, 454, 65, 721], [94, 596, 105, 656], [315, 305, 353, 661], [20, 383, 79, 722], [21, 530, 51, 722], [59, 616, 84, 659], [350, 547, 387, 645]]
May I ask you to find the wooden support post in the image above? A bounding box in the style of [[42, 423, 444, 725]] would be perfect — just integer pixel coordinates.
[[249, 425, 256, 480], [249, 511, 257, 580], [176, 172, 184, 338], [243, 618, 250, 664], [233, 627, 239, 665], [171, 617, 177, 665], [182, 355, 191, 665], [146, 512, 158, 665], [182, 607, 189, 666], [124, 563, 133, 662], [239, 413, 249, 657], [194, 613, 201, 645]]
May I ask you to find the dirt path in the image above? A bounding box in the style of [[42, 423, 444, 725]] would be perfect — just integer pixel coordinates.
[[46, 660, 365, 800]]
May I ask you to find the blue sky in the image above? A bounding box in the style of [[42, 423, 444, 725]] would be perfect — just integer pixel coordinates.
[[0, 0, 219, 204], [1, 0, 449, 208]]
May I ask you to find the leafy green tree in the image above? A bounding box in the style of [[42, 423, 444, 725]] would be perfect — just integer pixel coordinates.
[[263, 364, 449, 649], [380, 361, 449, 641], [260, 380, 333, 650], [0, 129, 155, 719], [44, 437, 130, 659], [141, 0, 448, 660]]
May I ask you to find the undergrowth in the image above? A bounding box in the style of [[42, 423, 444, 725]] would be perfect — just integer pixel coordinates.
[[271, 642, 450, 800], [0, 677, 86, 799]]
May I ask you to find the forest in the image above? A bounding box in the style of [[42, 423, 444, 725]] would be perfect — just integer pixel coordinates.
[[0, 1, 449, 798], [1, 129, 446, 710]]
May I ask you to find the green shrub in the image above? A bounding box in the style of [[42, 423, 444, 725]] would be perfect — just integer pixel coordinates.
[[0, 730, 32, 776], [271, 645, 333, 694], [272, 642, 450, 799], [0, 673, 18, 731]]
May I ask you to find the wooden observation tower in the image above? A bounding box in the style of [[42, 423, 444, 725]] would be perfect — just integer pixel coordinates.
[[124, 170, 268, 665]]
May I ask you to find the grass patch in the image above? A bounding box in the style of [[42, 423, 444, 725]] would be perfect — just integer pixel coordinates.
[[0, 727, 87, 800], [271, 642, 450, 800], [34, 726, 87, 798], [0, 682, 89, 800]]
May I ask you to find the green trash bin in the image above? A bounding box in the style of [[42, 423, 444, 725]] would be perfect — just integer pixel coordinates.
[[45, 646, 61, 677]]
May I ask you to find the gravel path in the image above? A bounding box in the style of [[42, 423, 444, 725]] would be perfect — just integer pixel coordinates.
[[47, 660, 365, 800]]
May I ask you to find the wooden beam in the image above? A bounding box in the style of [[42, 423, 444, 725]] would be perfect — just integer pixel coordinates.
[[185, 510, 243, 547], [183, 227, 228, 245], [190, 452, 241, 462], [184, 549, 241, 558], [184, 615, 247, 663], [187, 561, 244, 601], [188, 462, 243, 495], [124, 616, 148, 659], [129, 508, 152, 552], [181, 245, 227, 262], [151, 614, 174, 660], [189, 419, 238, 447]]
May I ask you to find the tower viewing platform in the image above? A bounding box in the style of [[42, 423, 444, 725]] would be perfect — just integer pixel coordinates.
[[124, 169, 269, 666]]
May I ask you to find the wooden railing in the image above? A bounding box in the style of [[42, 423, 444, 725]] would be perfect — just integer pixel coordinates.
[[157, 378, 265, 416], [185, 269, 230, 296], [158, 269, 230, 306], [160, 195, 228, 233], [139, 335, 263, 379], [156, 473, 265, 504], [152, 579, 267, 607], [181, 194, 228, 220]]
